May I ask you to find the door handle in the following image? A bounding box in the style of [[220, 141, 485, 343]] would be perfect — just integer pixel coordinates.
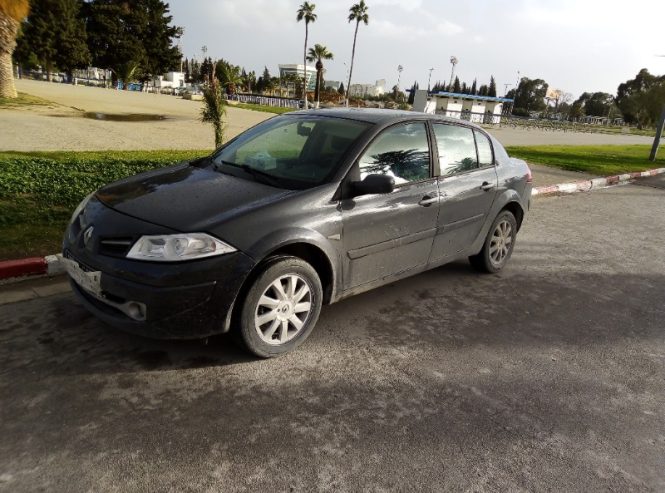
[[418, 196, 438, 207], [480, 181, 495, 191]]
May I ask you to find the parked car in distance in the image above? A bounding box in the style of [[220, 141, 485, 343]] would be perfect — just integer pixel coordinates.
[[63, 109, 532, 357]]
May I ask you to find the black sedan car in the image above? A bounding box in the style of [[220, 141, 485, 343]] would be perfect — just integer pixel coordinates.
[[63, 109, 532, 357]]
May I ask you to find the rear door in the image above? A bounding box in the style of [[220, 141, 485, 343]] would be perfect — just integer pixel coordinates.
[[429, 124, 499, 262], [340, 121, 440, 289]]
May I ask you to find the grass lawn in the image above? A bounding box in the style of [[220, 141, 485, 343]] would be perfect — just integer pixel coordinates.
[[506, 145, 665, 176], [233, 102, 295, 115], [0, 91, 55, 108], [0, 150, 209, 260]]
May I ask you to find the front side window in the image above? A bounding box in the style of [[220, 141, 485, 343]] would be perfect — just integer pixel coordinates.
[[433, 124, 478, 176], [213, 116, 370, 189], [358, 122, 430, 185]]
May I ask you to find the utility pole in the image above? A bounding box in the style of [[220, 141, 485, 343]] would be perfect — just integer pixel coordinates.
[[396, 65, 403, 101], [649, 105, 665, 162], [427, 68, 435, 92]]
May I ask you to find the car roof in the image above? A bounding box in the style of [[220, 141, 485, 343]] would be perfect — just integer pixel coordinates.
[[286, 108, 485, 129]]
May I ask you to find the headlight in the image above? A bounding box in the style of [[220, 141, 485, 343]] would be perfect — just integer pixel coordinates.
[[70, 192, 95, 224], [126, 233, 236, 262]]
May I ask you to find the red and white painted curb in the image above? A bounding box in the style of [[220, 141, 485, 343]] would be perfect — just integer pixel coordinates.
[[532, 167, 665, 197], [1, 167, 664, 285], [0, 254, 64, 285]]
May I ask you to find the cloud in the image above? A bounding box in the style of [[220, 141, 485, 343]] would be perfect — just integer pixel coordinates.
[[371, 17, 464, 39]]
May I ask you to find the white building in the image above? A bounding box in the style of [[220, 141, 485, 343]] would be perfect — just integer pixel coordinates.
[[348, 79, 386, 98], [278, 64, 317, 91], [413, 90, 513, 123], [153, 71, 185, 89]]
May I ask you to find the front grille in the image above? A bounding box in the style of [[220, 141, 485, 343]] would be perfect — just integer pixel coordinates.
[[99, 238, 133, 257]]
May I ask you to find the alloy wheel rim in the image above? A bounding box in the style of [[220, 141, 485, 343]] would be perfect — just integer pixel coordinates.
[[254, 274, 312, 345], [489, 220, 513, 267]]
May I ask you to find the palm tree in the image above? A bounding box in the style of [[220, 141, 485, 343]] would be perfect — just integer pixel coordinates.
[[345, 0, 369, 106], [0, 0, 30, 98], [306, 44, 333, 108], [219, 64, 244, 95], [296, 2, 316, 109], [200, 78, 226, 148], [113, 61, 140, 90]]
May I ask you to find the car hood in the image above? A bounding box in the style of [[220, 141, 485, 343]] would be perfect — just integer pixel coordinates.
[[96, 163, 293, 231]]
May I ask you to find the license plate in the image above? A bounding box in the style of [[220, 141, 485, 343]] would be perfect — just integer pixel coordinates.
[[62, 257, 102, 297]]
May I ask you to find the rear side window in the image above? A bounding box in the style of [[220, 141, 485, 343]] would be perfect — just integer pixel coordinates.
[[433, 124, 478, 176], [475, 130, 494, 167], [358, 122, 430, 184]]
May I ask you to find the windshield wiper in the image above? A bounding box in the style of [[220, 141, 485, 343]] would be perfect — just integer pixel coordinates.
[[215, 160, 282, 187]]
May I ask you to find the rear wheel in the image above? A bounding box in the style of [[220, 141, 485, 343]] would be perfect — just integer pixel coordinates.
[[239, 257, 322, 358], [469, 210, 517, 273]]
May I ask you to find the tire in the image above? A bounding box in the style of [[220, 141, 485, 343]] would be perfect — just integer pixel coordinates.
[[238, 256, 323, 358], [469, 210, 518, 274]]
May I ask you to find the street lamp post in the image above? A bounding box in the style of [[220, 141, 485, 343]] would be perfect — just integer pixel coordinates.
[[448, 56, 458, 90], [396, 65, 403, 102], [427, 67, 435, 92]]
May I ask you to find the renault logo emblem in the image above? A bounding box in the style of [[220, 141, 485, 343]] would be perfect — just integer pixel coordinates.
[[83, 226, 94, 247]]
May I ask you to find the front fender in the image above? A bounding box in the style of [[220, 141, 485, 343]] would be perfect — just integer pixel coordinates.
[[244, 227, 342, 301]]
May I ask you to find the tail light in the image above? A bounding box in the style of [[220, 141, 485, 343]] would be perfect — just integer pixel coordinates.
[[526, 167, 533, 183]]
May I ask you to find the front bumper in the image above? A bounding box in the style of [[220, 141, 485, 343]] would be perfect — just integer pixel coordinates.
[[64, 197, 256, 339], [66, 249, 255, 340]]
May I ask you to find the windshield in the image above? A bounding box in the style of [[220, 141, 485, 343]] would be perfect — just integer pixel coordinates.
[[212, 115, 371, 189]]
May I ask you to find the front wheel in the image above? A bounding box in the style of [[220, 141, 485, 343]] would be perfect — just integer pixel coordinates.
[[469, 210, 517, 273], [238, 257, 323, 358]]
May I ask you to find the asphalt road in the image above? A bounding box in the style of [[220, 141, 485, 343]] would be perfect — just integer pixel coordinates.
[[1, 183, 664, 492]]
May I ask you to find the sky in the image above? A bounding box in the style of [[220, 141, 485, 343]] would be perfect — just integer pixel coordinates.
[[168, 0, 665, 98]]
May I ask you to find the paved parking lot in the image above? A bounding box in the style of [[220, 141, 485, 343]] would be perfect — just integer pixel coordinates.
[[1, 183, 664, 492]]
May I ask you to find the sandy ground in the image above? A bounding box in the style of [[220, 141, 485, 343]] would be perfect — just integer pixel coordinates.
[[0, 79, 655, 153], [1, 79, 271, 151]]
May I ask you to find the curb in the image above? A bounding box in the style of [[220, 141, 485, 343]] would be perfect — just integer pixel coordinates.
[[1, 167, 664, 285], [531, 167, 665, 197], [0, 254, 64, 285]]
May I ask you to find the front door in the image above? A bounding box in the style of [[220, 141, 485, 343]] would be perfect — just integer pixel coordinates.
[[340, 121, 440, 289], [430, 124, 499, 261]]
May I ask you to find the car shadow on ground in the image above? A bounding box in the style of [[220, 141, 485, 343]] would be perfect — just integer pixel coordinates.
[[1, 259, 663, 378]]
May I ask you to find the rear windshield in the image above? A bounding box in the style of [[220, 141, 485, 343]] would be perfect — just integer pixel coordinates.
[[212, 116, 371, 189]]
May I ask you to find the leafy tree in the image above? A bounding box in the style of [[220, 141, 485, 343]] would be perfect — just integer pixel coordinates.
[[15, 0, 90, 82], [338, 81, 345, 96], [572, 92, 615, 117], [346, 0, 368, 105], [478, 84, 488, 96], [512, 77, 548, 113], [616, 69, 665, 125], [452, 76, 461, 93], [84, 0, 181, 86], [296, 2, 316, 108], [140, 0, 182, 81], [488, 76, 497, 97], [200, 56, 214, 83], [183, 57, 190, 82], [0, 0, 29, 97], [407, 80, 418, 104], [306, 43, 333, 107], [470, 79, 477, 95], [200, 78, 226, 147], [189, 58, 200, 83]]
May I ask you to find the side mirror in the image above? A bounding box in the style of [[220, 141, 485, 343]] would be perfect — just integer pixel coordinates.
[[352, 174, 395, 197]]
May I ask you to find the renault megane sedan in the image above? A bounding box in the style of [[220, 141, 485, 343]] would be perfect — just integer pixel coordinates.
[[63, 109, 532, 357]]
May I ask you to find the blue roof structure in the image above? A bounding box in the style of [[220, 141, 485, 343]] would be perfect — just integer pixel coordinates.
[[430, 91, 513, 103]]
